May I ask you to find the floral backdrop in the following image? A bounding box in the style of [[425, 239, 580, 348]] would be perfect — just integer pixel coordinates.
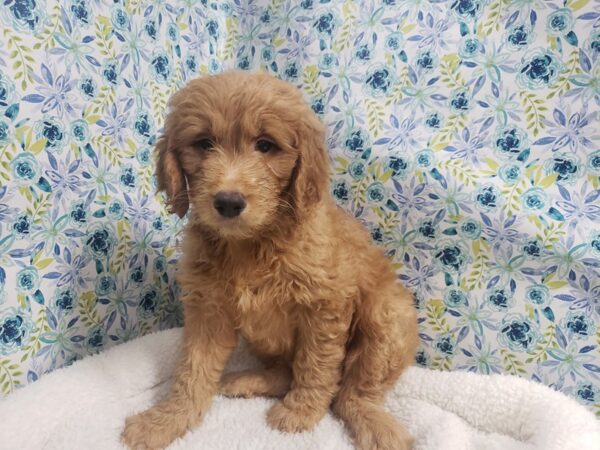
[[0, 0, 599, 416]]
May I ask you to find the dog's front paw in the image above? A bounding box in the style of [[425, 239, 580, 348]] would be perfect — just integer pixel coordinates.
[[266, 400, 323, 433], [121, 404, 189, 450]]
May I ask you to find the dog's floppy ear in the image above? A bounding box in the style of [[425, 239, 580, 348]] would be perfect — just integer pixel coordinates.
[[291, 113, 330, 215], [155, 133, 189, 218]]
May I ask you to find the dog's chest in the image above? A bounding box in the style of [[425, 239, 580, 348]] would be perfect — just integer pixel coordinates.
[[233, 270, 300, 359]]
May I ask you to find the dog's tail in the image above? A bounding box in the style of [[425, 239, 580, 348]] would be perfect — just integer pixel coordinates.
[[333, 393, 413, 450]]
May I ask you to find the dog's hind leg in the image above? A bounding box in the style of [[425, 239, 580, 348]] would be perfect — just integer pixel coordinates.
[[332, 283, 418, 450], [219, 365, 292, 398]]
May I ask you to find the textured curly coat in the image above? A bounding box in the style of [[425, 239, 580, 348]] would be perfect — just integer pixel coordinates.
[[122, 71, 418, 450]]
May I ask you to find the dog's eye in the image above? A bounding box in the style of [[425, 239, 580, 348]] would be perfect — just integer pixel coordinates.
[[256, 139, 276, 153], [194, 138, 213, 151]]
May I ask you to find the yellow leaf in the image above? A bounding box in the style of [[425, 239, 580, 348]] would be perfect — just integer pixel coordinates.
[[400, 23, 416, 34], [539, 173, 558, 188], [35, 258, 53, 270], [485, 158, 499, 171], [546, 281, 568, 290], [80, 291, 96, 303], [29, 138, 47, 155], [569, 0, 590, 11]]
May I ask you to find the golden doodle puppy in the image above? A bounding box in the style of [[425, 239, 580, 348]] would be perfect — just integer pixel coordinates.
[[122, 71, 418, 450]]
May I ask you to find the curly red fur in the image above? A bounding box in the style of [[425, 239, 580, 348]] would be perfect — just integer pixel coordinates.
[[122, 71, 418, 450]]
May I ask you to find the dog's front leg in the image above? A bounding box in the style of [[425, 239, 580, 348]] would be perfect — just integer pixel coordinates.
[[122, 299, 237, 450], [266, 302, 351, 433]]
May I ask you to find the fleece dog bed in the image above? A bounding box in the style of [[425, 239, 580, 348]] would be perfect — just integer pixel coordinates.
[[1, 328, 598, 450]]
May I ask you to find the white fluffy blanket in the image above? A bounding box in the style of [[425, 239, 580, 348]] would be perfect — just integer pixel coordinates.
[[1, 328, 598, 450]]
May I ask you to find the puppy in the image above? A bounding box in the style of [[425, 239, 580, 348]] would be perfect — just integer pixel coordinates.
[[122, 71, 418, 450]]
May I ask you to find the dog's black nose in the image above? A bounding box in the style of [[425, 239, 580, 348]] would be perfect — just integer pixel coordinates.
[[213, 191, 246, 218]]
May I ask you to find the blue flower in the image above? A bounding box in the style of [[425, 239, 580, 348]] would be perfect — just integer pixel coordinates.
[[138, 285, 159, 318], [154, 256, 167, 273], [416, 50, 437, 71], [344, 128, 371, 158], [355, 45, 372, 61], [450, 0, 486, 21], [369, 224, 384, 243], [70, 119, 89, 143], [16, 266, 40, 295], [449, 88, 471, 114], [237, 55, 250, 70], [498, 314, 540, 351], [36, 116, 67, 153], [546, 8, 574, 37], [415, 149, 435, 168], [365, 65, 394, 97], [318, 53, 337, 70], [522, 239, 544, 259], [69, 200, 87, 225], [443, 288, 468, 308], [54, 288, 75, 311], [151, 51, 171, 83], [10, 152, 41, 185], [300, 0, 313, 9], [458, 37, 481, 59], [586, 150, 600, 175], [521, 188, 548, 212], [106, 199, 124, 220], [494, 126, 528, 159], [95, 273, 116, 296], [348, 160, 366, 180], [144, 17, 158, 40], [136, 147, 151, 167], [418, 218, 436, 239], [0, 119, 13, 144], [385, 32, 403, 52], [486, 287, 513, 311], [434, 333, 456, 356], [313, 12, 336, 36], [12, 213, 32, 237], [424, 112, 443, 129], [434, 241, 469, 273], [517, 48, 563, 89], [331, 179, 350, 203], [85, 224, 116, 259], [562, 312, 596, 340], [259, 8, 271, 23], [185, 54, 197, 73], [0, 73, 17, 110], [588, 231, 600, 257], [499, 163, 522, 184], [166, 22, 179, 42], [474, 184, 501, 211], [206, 19, 219, 39], [281, 61, 300, 81], [133, 111, 154, 143], [86, 326, 105, 350], [130, 266, 145, 284], [102, 60, 119, 86], [459, 219, 481, 239], [544, 153, 581, 185], [311, 97, 325, 116], [415, 349, 430, 366], [506, 24, 534, 50], [261, 45, 274, 62], [366, 182, 386, 204], [70, 0, 93, 26], [111, 7, 129, 30], [208, 58, 222, 74], [386, 154, 411, 179], [78, 76, 97, 99], [575, 383, 599, 405], [119, 165, 137, 192], [0, 308, 33, 355], [7, 0, 46, 33], [525, 284, 550, 306], [152, 216, 163, 231]]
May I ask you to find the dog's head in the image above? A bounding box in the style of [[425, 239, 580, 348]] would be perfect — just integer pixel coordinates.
[[155, 71, 329, 239]]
